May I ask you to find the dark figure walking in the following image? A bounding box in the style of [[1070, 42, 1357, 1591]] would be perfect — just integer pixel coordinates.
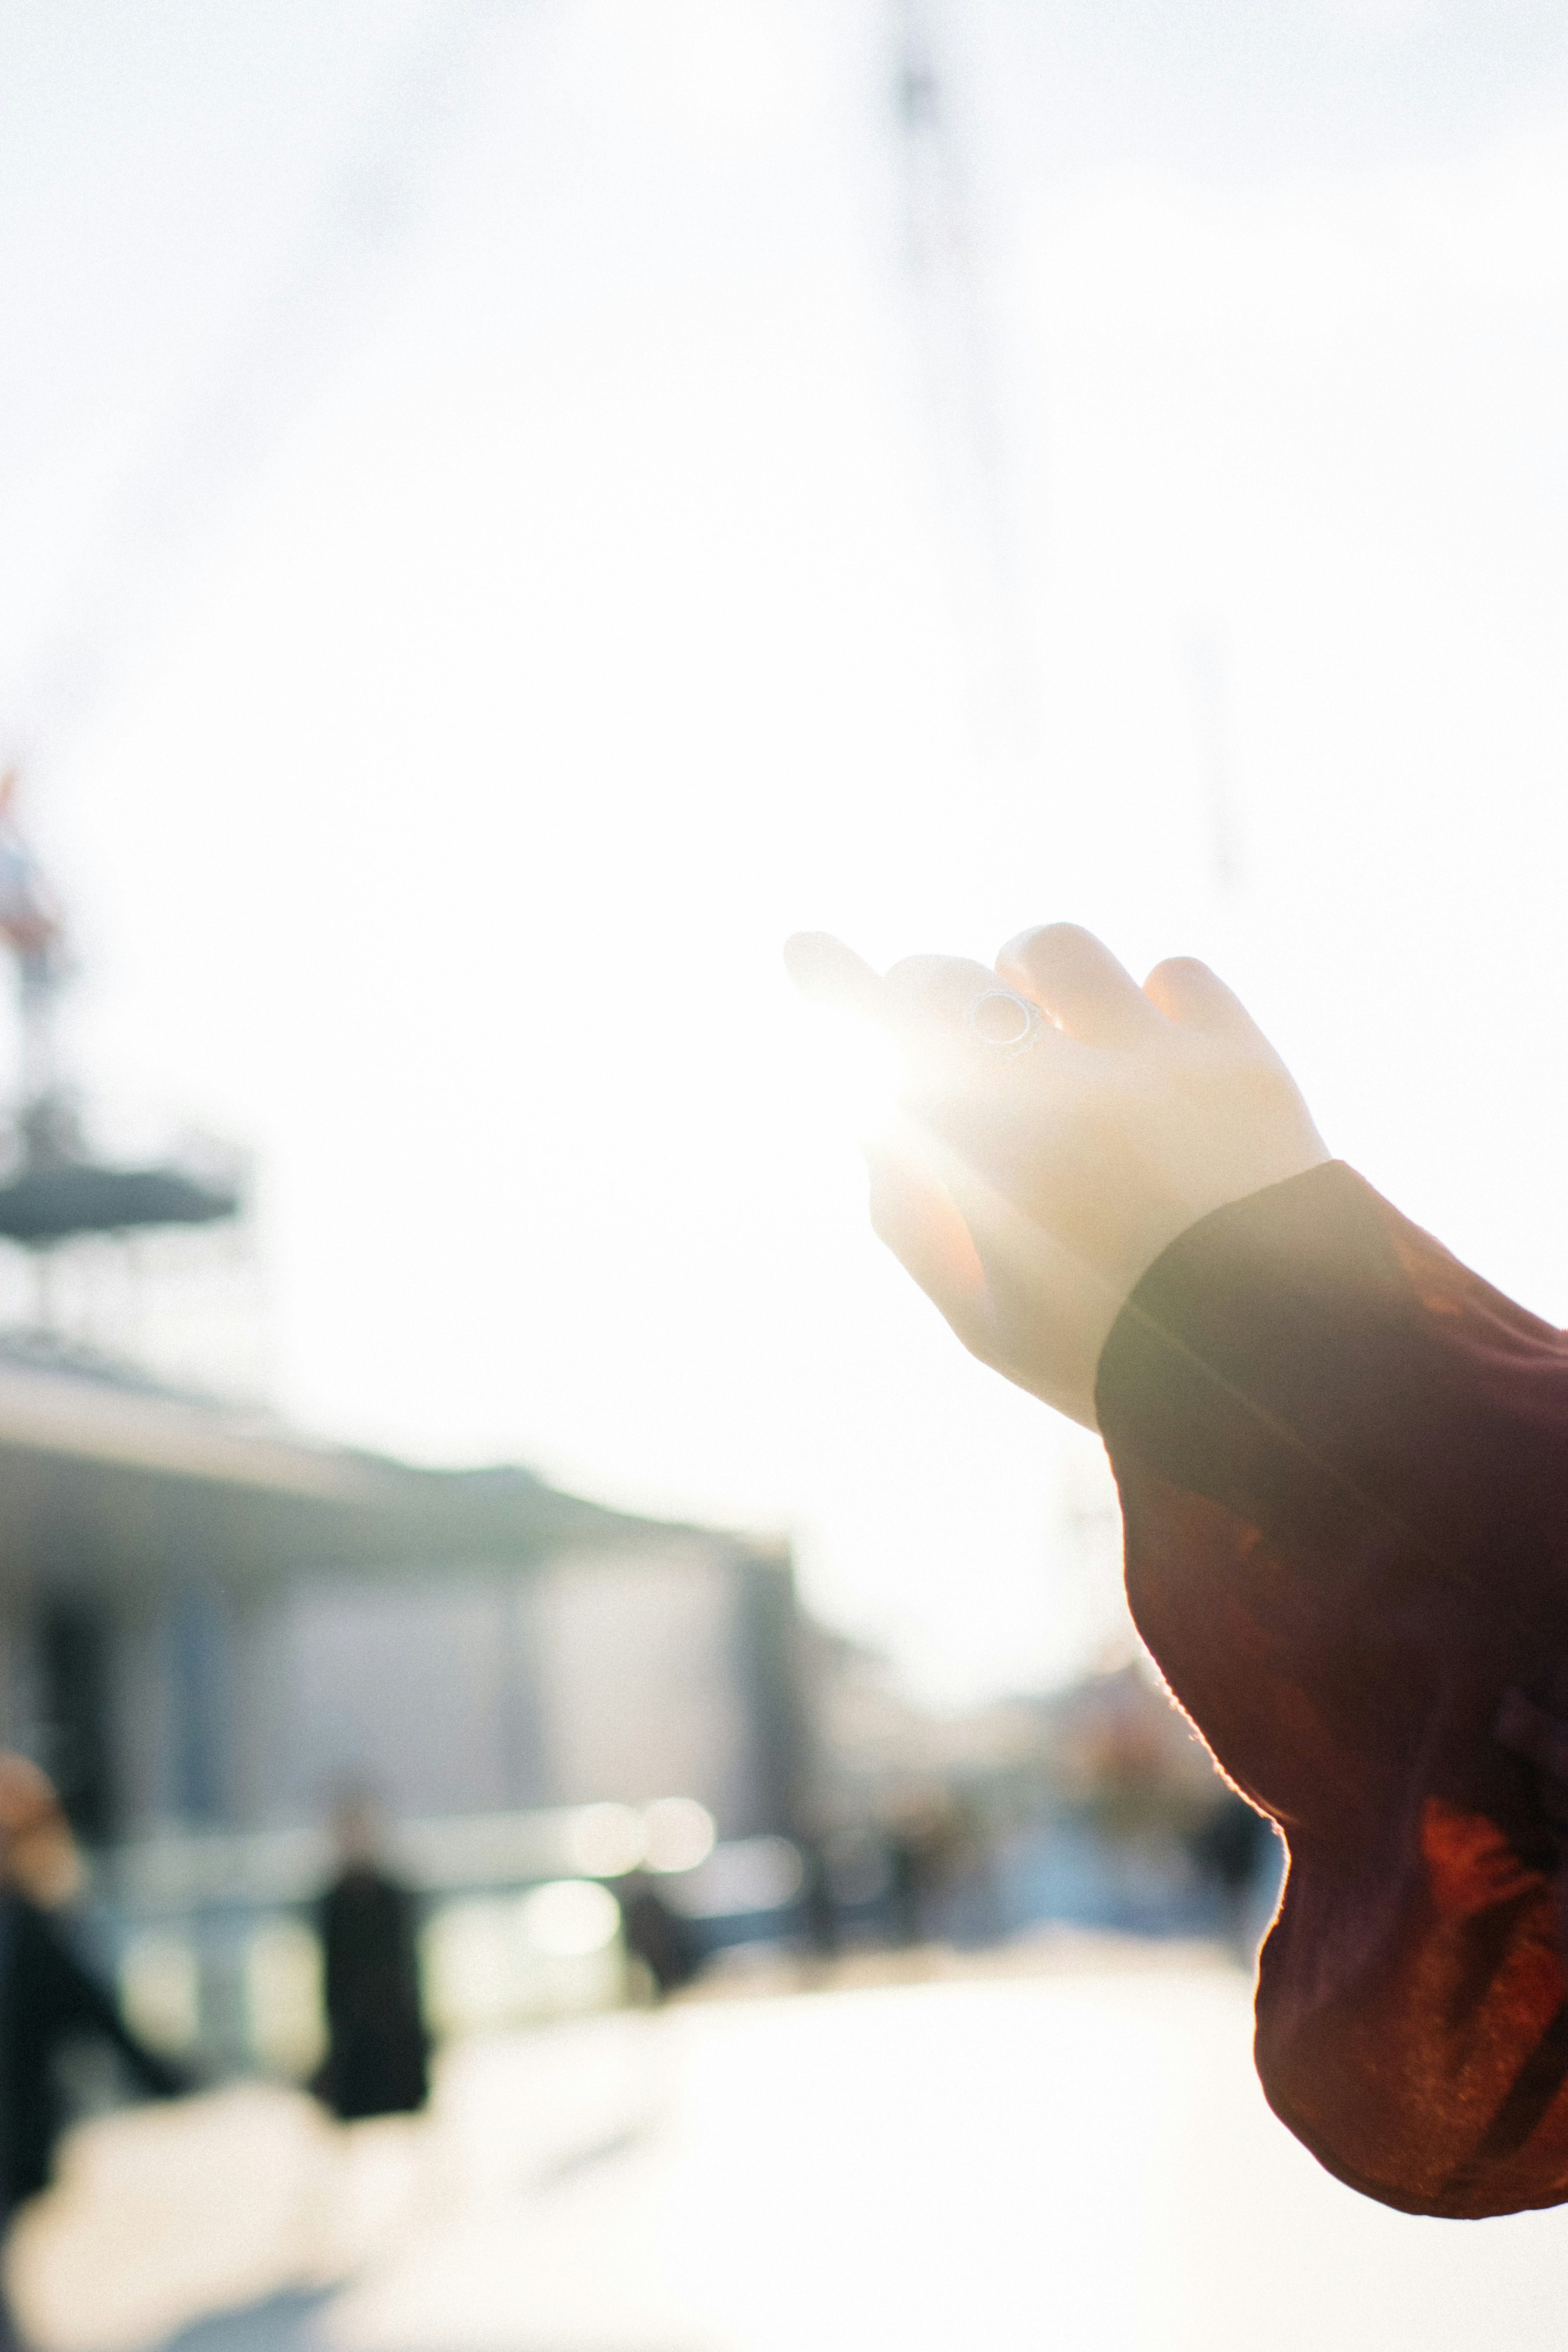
[[618, 1871, 698, 1999], [313, 1795, 429, 2122], [0, 1755, 185, 2347], [0, 1891, 186, 2211], [1189, 1789, 1280, 1952]]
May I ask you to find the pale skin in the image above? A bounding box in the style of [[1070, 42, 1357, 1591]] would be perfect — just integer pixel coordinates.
[[785, 923, 1330, 1432]]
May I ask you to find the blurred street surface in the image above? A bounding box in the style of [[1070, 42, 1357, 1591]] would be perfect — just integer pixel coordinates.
[[15, 1937, 1568, 2352]]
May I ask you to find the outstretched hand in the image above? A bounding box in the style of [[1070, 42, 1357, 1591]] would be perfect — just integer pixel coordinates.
[[786, 924, 1328, 1430]]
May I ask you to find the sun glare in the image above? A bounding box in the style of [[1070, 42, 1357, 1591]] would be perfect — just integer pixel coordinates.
[[797, 1002, 903, 1143]]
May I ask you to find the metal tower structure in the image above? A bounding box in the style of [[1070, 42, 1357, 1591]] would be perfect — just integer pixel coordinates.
[[888, 0, 1037, 777], [0, 772, 241, 1354]]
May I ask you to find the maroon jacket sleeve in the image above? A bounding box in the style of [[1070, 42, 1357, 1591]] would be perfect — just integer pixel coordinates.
[[1094, 1160, 1568, 2218]]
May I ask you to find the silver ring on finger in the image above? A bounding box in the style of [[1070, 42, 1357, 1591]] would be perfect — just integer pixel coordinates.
[[967, 988, 1045, 1060]]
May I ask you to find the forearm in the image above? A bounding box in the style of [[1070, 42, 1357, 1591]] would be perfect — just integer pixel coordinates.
[[1095, 1162, 1568, 2216], [788, 916, 1568, 2211]]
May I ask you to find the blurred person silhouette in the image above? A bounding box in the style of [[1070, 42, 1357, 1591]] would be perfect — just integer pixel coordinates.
[[798, 1835, 841, 1961], [1189, 1789, 1280, 1953], [617, 1871, 698, 2000], [882, 1790, 964, 1948], [312, 1789, 428, 2122], [0, 1753, 185, 2340], [788, 919, 1568, 2220], [0, 769, 65, 999]]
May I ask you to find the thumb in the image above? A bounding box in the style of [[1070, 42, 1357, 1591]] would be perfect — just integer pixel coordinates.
[[863, 1140, 1000, 1368]]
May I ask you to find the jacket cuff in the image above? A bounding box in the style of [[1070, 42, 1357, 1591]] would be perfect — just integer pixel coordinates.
[[1094, 1159, 1568, 1603]]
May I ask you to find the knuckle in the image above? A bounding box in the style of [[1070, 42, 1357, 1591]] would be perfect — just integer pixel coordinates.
[[1147, 954, 1211, 988], [884, 953, 957, 986], [1015, 922, 1100, 967]]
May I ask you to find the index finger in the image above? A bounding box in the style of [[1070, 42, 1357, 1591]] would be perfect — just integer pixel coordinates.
[[783, 931, 891, 1023], [785, 931, 1067, 1085], [784, 933, 986, 1092]]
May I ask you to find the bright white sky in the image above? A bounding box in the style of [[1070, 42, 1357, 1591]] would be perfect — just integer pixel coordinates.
[[4, 0, 1568, 1699]]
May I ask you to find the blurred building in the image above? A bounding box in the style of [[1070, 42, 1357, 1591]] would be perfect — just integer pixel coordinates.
[[0, 1334, 804, 1847], [0, 796, 830, 2070]]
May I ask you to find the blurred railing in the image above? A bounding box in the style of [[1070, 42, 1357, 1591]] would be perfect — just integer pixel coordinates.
[[107, 1795, 712, 1913], [89, 1800, 817, 2081]]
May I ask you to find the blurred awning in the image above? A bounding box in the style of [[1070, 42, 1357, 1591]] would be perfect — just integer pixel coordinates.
[[0, 1354, 669, 1592], [0, 1163, 241, 1245]]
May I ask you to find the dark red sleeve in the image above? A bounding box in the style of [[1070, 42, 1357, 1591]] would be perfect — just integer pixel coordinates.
[[1094, 1160, 1568, 2218]]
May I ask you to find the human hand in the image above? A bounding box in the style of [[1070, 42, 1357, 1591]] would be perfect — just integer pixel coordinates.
[[786, 924, 1329, 1429]]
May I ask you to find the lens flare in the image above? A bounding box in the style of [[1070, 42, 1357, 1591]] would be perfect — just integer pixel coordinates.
[[798, 1002, 903, 1142]]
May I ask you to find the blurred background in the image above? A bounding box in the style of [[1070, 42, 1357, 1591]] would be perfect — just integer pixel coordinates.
[[4, 1, 1568, 2346]]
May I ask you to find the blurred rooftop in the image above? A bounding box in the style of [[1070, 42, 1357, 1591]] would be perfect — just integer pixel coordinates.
[[0, 1330, 726, 1585]]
